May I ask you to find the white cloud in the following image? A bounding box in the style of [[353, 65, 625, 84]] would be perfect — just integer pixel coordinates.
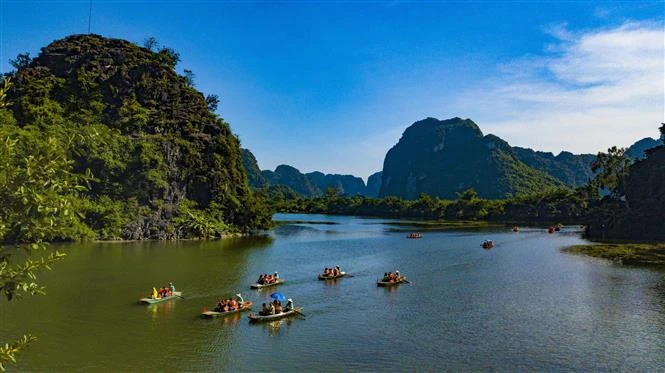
[[457, 21, 664, 154]]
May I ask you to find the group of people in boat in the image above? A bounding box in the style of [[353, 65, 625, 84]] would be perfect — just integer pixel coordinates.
[[322, 265, 342, 277], [151, 282, 176, 299], [214, 295, 245, 313], [259, 298, 294, 316], [256, 272, 279, 285], [407, 232, 422, 238], [482, 240, 494, 249], [382, 271, 403, 282]]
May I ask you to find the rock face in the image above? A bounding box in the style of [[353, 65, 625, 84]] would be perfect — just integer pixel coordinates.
[[305, 172, 367, 196], [366, 171, 383, 198], [512, 148, 596, 186], [241, 148, 267, 188], [626, 137, 663, 160], [8, 34, 270, 238], [262, 165, 320, 197], [587, 145, 665, 240], [379, 117, 563, 199]]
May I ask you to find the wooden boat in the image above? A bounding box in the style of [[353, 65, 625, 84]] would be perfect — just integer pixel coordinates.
[[406, 233, 422, 239], [201, 301, 253, 318], [548, 227, 555, 234], [512, 227, 519, 232], [248, 307, 303, 323], [139, 291, 182, 304], [250, 279, 285, 289], [482, 240, 494, 249], [376, 277, 408, 287], [318, 271, 346, 280]]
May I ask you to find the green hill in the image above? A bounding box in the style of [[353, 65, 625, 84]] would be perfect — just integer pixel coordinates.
[[380, 117, 564, 199], [6, 34, 271, 239]]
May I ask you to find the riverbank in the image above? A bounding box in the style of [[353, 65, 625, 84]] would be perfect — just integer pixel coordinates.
[[562, 243, 665, 265]]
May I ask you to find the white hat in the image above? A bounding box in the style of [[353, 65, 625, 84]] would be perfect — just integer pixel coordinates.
[[288, 298, 293, 302]]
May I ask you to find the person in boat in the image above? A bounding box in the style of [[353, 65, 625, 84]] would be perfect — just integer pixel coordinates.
[[285, 298, 294, 311], [260, 303, 269, 316], [269, 301, 275, 315], [335, 265, 341, 274], [323, 267, 329, 276], [273, 299, 282, 314], [169, 282, 176, 293], [152, 287, 159, 299], [257, 274, 264, 285], [214, 300, 224, 313], [228, 298, 237, 311], [395, 270, 401, 281], [274, 272, 279, 280]]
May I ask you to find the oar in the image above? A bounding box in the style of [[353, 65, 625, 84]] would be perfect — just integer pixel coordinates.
[[175, 294, 185, 299], [293, 308, 307, 318]]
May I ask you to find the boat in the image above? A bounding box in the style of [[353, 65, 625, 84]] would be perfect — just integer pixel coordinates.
[[482, 240, 494, 249], [139, 291, 182, 304], [406, 232, 422, 239], [376, 277, 408, 287], [318, 271, 346, 280], [201, 301, 253, 318], [512, 226, 519, 232], [548, 227, 555, 234], [248, 307, 303, 323], [250, 279, 285, 289]]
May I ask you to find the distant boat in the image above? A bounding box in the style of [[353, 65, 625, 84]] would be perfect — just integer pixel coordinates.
[[512, 227, 519, 232], [482, 240, 494, 249], [406, 232, 422, 239], [548, 227, 555, 234], [250, 279, 285, 289]]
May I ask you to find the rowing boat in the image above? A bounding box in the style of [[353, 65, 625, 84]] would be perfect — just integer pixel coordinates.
[[250, 279, 285, 289], [318, 271, 346, 280], [248, 307, 302, 323], [139, 291, 182, 304], [201, 301, 253, 318], [376, 278, 407, 287]]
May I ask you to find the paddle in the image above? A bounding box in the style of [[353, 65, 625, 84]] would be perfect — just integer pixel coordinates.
[[293, 309, 307, 318], [175, 294, 185, 299]]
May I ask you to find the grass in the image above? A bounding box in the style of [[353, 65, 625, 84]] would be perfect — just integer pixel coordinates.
[[562, 243, 665, 265]]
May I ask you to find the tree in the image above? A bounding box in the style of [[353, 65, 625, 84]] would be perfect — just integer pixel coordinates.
[[205, 94, 220, 112], [8, 53, 31, 72], [142, 37, 159, 51], [183, 69, 195, 87], [0, 78, 90, 371], [591, 146, 631, 196], [157, 47, 180, 68]]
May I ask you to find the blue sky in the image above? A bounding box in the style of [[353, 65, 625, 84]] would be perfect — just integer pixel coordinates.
[[1, 1, 663, 180]]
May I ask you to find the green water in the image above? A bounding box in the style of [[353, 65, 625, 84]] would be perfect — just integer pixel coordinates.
[[2, 214, 665, 371]]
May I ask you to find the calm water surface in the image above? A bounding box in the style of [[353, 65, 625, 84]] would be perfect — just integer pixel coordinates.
[[2, 214, 665, 371]]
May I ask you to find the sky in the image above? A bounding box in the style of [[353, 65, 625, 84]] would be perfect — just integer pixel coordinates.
[[1, 1, 663, 181]]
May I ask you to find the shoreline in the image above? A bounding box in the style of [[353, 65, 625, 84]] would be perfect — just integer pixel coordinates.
[[562, 242, 665, 265]]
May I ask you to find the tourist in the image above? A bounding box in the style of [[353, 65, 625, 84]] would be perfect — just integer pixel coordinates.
[[169, 282, 176, 293], [285, 298, 294, 311], [257, 274, 264, 285]]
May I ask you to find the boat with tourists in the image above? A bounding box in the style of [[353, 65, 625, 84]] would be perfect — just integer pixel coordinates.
[[512, 226, 519, 232], [318, 265, 345, 280], [407, 232, 423, 239], [201, 294, 252, 318], [482, 240, 494, 249], [248, 292, 302, 323], [248, 307, 303, 323], [250, 272, 284, 289], [377, 271, 408, 286], [139, 283, 181, 304]]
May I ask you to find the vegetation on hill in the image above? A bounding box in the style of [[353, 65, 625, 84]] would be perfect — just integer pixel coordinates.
[[512, 147, 596, 186], [379, 117, 565, 199], [4, 34, 272, 240]]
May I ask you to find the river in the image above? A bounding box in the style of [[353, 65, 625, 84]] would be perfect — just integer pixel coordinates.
[[2, 214, 664, 371]]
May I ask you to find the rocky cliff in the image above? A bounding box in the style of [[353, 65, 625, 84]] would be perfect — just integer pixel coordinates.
[[366, 171, 383, 198], [379, 117, 564, 199], [512, 148, 596, 186], [305, 171, 367, 196]]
